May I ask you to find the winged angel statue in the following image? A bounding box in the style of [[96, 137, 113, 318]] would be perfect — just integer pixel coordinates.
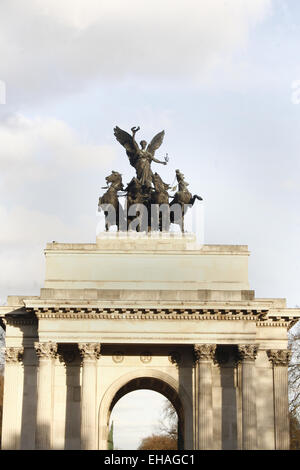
[[114, 126, 167, 188], [98, 125, 202, 232]]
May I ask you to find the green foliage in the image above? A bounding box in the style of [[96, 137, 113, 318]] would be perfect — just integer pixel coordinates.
[[289, 321, 300, 449], [108, 420, 114, 450]]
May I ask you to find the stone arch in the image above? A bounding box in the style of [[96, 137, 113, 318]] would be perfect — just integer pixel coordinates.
[[98, 368, 192, 450]]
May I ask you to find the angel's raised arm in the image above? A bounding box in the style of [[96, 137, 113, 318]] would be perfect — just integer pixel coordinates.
[[130, 126, 140, 153]]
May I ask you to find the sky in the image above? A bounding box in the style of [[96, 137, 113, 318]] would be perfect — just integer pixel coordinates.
[[0, 0, 299, 448], [109, 390, 174, 450]]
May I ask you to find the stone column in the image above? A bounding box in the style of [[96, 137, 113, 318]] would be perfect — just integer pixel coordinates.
[[1, 347, 24, 449], [34, 341, 57, 449], [267, 349, 291, 450], [194, 343, 216, 450], [238, 344, 258, 450], [78, 343, 101, 450]]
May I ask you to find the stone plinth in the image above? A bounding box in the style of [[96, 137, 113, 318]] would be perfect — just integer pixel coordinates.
[[44, 233, 250, 292]]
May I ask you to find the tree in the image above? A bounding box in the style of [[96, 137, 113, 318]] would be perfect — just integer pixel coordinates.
[[108, 420, 114, 450], [288, 319, 300, 449], [157, 398, 178, 440], [290, 412, 300, 450], [0, 374, 3, 449], [137, 398, 178, 450], [138, 433, 177, 450]]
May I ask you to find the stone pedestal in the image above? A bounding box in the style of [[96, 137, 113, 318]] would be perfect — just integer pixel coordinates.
[[34, 342, 57, 449], [79, 343, 101, 450], [194, 344, 216, 450]]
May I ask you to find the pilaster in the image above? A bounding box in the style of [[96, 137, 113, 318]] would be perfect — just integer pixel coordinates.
[[194, 343, 216, 449], [267, 349, 291, 450], [1, 347, 24, 449], [238, 344, 258, 450], [78, 342, 101, 450], [34, 341, 57, 449]]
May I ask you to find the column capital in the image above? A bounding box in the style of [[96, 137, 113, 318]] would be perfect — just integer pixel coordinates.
[[194, 344, 216, 363], [78, 343, 101, 361], [238, 344, 258, 362], [5, 346, 24, 363], [267, 349, 291, 366], [34, 341, 57, 360]]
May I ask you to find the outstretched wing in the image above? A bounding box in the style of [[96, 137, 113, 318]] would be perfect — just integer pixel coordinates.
[[146, 130, 165, 156], [113, 126, 137, 167]]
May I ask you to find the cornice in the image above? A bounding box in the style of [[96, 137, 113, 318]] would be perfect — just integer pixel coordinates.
[[28, 306, 267, 321], [2, 304, 297, 328], [4, 311, 38, 326]]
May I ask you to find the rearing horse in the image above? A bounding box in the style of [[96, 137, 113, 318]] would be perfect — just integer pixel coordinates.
[[98, 171, 125, 231]]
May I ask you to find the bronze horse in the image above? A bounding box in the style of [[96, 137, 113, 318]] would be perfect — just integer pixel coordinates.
[[151, 172, 171, 231], [98, 164, 202, 233], [98, 171, 125, 231], [125, 177, 151, 231]]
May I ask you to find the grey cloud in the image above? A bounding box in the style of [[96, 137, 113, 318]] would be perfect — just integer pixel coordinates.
[[0, 0, 272, 104]]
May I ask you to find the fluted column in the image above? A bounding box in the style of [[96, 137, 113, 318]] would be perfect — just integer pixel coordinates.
[[194, 343, 216, 449], [238, 344, 258, 450], [34, 341, 57, 449], [79, 343, 101, 450], [1, 347, 24, 449], [267, 349, 291, 450]]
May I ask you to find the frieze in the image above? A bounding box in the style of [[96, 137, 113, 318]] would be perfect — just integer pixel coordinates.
[[140, 352, 152, 363], [112, 351, 124, 363]]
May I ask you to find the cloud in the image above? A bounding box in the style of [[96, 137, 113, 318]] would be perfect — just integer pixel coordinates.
[[0, 204, 80, 245], [0, 113, 115, 175], [0, 112, 116, 301], [0, 203, 97, 303], [0, 0, 272, 103]]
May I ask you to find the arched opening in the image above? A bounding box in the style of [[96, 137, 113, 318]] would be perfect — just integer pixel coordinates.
[[109, 390, 178, 450], [98, 373, 185, 450]]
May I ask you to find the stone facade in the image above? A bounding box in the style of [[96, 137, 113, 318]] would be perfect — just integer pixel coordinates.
[[0, 233, 299, 450]]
